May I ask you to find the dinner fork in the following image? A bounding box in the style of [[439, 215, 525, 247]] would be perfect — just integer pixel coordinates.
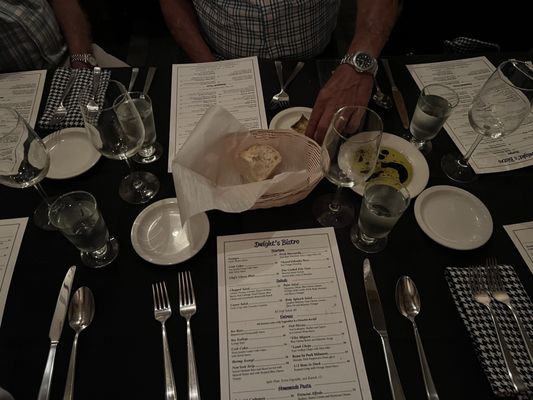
[[269, 61, 305, 110], [486, 258, 533, 364], [50, 70, 78, 125], [86, 67, 101, 114], [178, 271, 200, 400], [152, 281, 177, 400], [469, 267, 527, 393]]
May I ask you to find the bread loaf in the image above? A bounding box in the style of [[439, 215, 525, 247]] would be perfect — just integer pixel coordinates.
[[238, 144, 282, 182]]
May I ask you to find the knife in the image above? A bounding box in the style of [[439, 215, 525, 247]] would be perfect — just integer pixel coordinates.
[[37, 266, 77, 400], [143, 67, 157, 95], [382, 59, 410, 130], [363, 259, 405, 400]]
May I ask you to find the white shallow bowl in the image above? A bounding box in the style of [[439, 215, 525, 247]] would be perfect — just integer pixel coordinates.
[[414, 185, 493, 250], [269, 106, 312, 131], [131, 198, 210, 265]]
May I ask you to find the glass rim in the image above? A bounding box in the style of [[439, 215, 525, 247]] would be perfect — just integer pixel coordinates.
[[364, 178, 411, 202], [49, 190, 98, 220], [421, 84, 460, 108], [332, 105, 384, 142], [79, 79, 127, 113], [0, 106, 23, 136], [120, 91, 152, 104], [497, 59, 533, 92]]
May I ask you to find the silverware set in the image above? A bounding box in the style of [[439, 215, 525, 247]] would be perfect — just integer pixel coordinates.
[[269, 61, 305, 110], [152, 271, 200, 400]]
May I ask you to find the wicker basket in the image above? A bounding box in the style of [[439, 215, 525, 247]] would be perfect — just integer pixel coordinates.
[[249, 129, 323, 209]]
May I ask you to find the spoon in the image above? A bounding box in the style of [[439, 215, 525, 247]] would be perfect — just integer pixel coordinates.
[[63, 287, 95, 400], [395, 276, 439, 400], [372, 76, 393, 109]]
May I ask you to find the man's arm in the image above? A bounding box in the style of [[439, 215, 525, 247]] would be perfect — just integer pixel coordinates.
[[306, 0, 400, 143], [159, 0, 215, 62]]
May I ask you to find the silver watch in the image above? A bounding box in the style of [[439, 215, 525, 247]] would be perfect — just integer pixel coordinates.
[[70, 53, 97, 67], [340, 52, 378, 76]]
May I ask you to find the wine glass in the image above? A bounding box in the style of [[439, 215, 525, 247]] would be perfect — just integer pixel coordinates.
[[79, 80, 160, 204], [0, 106, 56, 230], [441, 59, 533, 182], [312, 106, 383, 228]]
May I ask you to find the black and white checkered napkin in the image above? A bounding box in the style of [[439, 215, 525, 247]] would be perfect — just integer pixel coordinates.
[[445, 265, 533, 398], [38, 67, 111, 130]]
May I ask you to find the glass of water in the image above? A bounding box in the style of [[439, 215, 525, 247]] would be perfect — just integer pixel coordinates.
[[118, 91, 163, 164], [49, 191, 119, 268], [409, 84, 459, 155], [350, 179, 410, 253]]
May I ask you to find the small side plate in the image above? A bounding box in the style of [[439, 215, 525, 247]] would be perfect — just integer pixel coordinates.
[[414, 185, 493, 250], [131, 198, 210, 265], [269, 106, 312, 131], [43, 127, 100, 179]]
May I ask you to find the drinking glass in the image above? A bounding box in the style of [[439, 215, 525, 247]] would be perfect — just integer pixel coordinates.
[[409, 84, 459, 154], [312, 106, 383, 228], [49, 191, 119, 268], [0, 106, 56, 230], [79, 80, 160, 204], [350, 179, 410, 253], [441, 59, 533, 182], [120, 91, 163, 164]]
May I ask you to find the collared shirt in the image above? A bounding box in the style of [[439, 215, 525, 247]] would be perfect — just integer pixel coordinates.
[[0, 0, 66, 72], [191, 0, 341, 60]]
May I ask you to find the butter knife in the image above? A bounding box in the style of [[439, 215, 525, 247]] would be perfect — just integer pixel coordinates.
[[363, 259, 405, 400], [37, 266, 77, 400], [143, 67, 157, 95], [382, 59, 410, 129]]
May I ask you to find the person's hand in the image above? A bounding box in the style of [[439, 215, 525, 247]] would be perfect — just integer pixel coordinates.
[[305, 64, 374, 144]]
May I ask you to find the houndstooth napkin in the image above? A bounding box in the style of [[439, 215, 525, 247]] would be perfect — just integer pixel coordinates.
[[445, 265, 533, 398], [38, 67, 111, 130]]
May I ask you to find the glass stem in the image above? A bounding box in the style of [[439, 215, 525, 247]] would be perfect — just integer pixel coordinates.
[[329, 186, 343, 213], [33, 183, 52, 206], [460, 134, 484, 166], [124, 157, 145, 192]]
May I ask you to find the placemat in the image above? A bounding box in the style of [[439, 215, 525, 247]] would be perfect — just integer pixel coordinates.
[[445, 265, 533, 398], [38, 67, 111, 130]]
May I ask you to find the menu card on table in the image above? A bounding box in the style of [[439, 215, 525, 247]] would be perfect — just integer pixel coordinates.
[[0, 70, 47, 128], [168, 56, 268, 172], [504, 221, 533, 274], [217, 228, 371, 400], [406, 56, 533, 174], [0, 218, 27, 327]]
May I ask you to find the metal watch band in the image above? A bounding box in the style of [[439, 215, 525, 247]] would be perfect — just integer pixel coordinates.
[[70, 53, 97, 66]]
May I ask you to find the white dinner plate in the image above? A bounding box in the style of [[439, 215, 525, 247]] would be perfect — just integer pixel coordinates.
[[352, 132, 429, 198], [43, 128, 100, 179], [269, 106, 312, 131], [131, 198, 210, 265], [414, 185, 493, 250]]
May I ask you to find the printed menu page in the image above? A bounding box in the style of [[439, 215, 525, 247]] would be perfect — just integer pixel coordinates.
[[0, 70, 47, 128], [407, 56, 533, 174], [217, 228, 371, 400], [0, 218, 27, 327], [168, 56, 268, 171], [504, 221, 533, 274]]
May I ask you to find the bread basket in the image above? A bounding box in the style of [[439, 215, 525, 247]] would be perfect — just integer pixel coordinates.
[[249, 129, 323, 209]]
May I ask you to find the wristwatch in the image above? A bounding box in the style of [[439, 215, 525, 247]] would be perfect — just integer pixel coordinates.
[[70, 53, 97, 67], [340, 52, 378, 76]]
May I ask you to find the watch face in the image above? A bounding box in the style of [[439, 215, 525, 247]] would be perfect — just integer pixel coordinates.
[[354, 53, 375, 72]]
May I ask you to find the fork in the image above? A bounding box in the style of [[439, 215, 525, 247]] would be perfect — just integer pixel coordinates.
[[152, 281, 178, 400], [269, 61, 305, 110], [486, 258, 533, 364], [50, 70, 78, 125], [86, 67, 101, 114], [178, 271, 200, 400], [469, 266, 527, 393]]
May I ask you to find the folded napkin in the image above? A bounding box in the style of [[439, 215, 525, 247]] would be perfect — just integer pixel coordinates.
[[38, 67, 111, 130], [445, 265, 533, 398]]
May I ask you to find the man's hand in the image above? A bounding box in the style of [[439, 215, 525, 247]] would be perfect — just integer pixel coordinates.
[[305, 64, 374, 144]]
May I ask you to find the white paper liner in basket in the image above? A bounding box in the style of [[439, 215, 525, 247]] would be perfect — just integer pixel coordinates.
[[171, 106, 323, 222]]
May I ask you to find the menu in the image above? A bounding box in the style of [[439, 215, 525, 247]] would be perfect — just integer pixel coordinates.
[[0, 218, 27, 327], [168, 56, 268, 171], [0, 70, 46, 128], [217, 228, 371, 400], [407, 56, 533, 174], [504, 221, 533, 274]]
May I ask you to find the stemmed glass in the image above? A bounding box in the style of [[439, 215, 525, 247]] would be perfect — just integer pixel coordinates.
[[79, 80, 160, 204], [441, 59, 533, 182], [0, 106, 55, 230], [313, 106, 383, 228]]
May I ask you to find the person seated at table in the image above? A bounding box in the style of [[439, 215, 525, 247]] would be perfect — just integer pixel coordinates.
[[159, 0, 400, 143], [0, 0, 127, 73]]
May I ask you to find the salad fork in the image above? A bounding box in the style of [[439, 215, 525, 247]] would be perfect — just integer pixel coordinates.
[[269, 61, 305, 110], [50, 70, 78, 125], [178, 271, 200, 400], [152, 281, 177, 400], [469, 266, 527, 393], [486, 258, 533, 364]]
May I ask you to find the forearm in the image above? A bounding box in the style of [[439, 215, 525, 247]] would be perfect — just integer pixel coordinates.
[[159, 0, 215, 62], [49, 0, 92, 55]]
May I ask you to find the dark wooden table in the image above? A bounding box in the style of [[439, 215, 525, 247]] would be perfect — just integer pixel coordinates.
[[0, 52, 532, 400]]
